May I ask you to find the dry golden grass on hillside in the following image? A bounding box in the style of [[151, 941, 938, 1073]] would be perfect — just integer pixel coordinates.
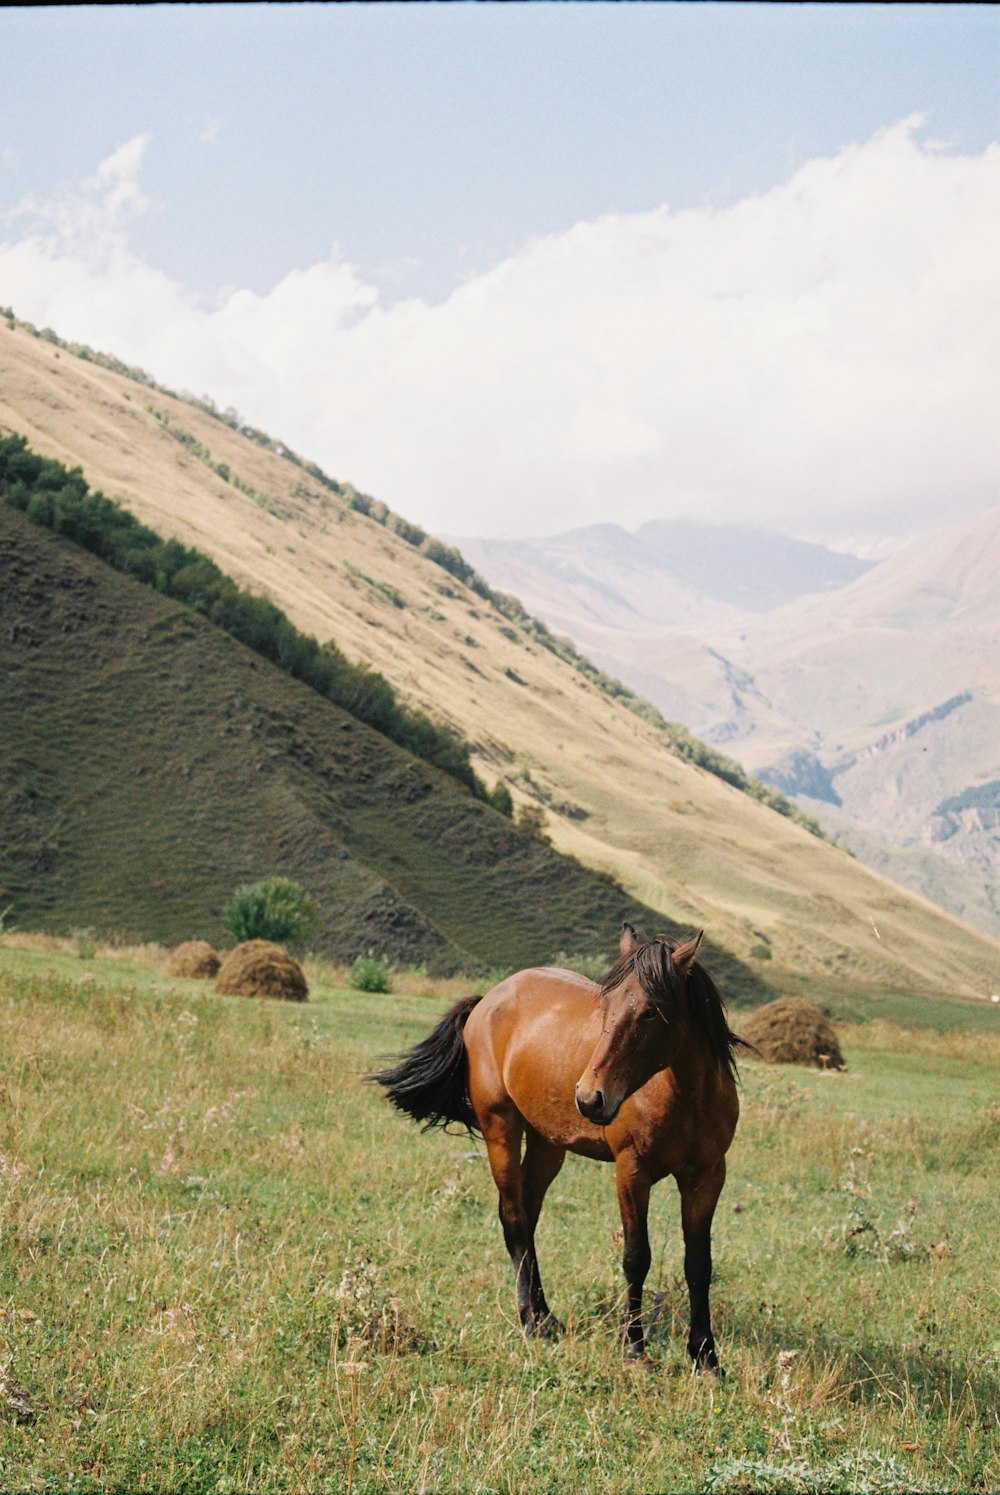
[[0, 930, 169, 963]]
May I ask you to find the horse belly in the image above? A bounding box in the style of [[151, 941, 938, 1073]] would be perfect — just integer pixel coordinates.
[[509, 1072, 614, 1159], [467, 976, 614, 1160], [504, 1024, 613, 1160]]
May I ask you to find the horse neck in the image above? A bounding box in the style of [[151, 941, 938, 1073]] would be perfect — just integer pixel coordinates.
[[664, 1020, 724, 1097]]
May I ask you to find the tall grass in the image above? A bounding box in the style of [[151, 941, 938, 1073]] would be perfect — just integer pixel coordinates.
[[0, 944, 997, 1492]]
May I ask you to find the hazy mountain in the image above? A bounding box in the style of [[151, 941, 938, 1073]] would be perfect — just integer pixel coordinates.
[[459, 507, 1000, 938], [457, 521, 873, 626]]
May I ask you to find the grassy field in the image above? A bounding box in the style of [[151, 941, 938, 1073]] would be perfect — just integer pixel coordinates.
[[1, 940, 998, 1494]]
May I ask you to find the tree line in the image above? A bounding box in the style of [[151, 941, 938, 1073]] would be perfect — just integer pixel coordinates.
[[0, 433, 513, 814]]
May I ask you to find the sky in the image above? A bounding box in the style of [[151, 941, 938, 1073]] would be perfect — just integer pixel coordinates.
[[1, 3, 998, 551]]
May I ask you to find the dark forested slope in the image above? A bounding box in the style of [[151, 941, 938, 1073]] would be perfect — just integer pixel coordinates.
[[1, 505, 759, 985]]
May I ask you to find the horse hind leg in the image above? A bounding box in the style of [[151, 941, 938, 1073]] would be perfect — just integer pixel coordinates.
[[520, 1127, 566, 1337], [482, 1112, 564, 1340]]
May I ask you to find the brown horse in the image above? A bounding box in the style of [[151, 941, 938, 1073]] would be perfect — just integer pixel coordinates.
[[372, 923, 745, 1373]]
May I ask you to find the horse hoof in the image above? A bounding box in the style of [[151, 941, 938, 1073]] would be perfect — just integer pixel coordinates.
[[525, 1313, 563, 1342], [695, 1359, 725, 1381], [623, 1351, 655, 1373]]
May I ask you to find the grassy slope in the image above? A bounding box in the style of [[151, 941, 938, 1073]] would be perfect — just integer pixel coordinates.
[[0, 503, 701, 980], [2, 321, 999, 1004], [0, 944, 997, 1493]]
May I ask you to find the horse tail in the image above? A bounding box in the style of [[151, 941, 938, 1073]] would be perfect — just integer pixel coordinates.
[[368, 994, 482, 1135]]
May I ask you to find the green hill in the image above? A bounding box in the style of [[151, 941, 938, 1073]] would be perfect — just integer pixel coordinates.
[[1, 503, 760, 985]]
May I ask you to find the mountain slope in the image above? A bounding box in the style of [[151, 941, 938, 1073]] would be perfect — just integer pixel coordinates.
[[456, 504, 1000, 939], [3, 317, 999, 1005], [0, 503, 687, 976], [719, 505, 1000, 762], [709, 508, 1000, 934]]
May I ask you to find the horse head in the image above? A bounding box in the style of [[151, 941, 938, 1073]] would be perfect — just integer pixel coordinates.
[[574, 923, 703, 1126]]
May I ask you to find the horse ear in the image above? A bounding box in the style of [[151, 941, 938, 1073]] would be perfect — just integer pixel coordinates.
[[620, 922, 639, 956], [672, 930, 704, 979]]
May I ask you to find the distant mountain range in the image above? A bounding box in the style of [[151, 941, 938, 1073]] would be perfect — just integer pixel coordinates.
[[2, 311, 998, 1007], [458, 520, 873, 623], [457, 512, 1000, 938]]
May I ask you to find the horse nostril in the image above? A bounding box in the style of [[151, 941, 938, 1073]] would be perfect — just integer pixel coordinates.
[[575, 1085, 606, 1120]]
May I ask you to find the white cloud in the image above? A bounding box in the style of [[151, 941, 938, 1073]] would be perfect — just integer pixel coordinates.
[[6, 134, 152, 263], [0, 119, 997, 544]]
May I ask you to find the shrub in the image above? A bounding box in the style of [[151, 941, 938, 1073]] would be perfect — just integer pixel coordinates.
[[515, 803, 550, 844], [349, 956, 392, 994], [488, 781, 514, 818], [221, 877, 314, 945], [72, 928, 96, 959]]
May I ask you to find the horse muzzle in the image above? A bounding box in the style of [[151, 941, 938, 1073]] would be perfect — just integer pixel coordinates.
[[575, 1082, 622, 1126]]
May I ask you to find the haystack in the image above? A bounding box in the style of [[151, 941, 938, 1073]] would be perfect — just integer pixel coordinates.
[[166, 940, 221, 979], [740, 997, 845, 1070], [214, 939, 308, 1002]]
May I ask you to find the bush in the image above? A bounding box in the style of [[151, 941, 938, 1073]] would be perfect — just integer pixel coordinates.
[[221, 877, 314, 944], [515, 803, 550, 844], [349, 956, 393, 994], [488, 781, 514, 818]]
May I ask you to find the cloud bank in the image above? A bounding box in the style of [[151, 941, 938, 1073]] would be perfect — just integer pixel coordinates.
[[1, 118, 997, 544]]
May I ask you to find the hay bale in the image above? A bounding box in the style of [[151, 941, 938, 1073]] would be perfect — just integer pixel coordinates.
[[166, 940, 221, 979], [214, 939, 308, 1002], [740, 997, 845, 1070]]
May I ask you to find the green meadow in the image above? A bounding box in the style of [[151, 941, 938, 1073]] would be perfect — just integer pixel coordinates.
[[0, 941, 997, 1493]]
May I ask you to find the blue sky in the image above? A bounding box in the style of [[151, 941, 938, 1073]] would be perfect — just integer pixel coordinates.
[[1, 4, 998, 545], [4, 3, 997, 304]]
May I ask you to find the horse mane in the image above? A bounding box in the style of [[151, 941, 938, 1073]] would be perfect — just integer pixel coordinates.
[[600, 935, 747, 1081]]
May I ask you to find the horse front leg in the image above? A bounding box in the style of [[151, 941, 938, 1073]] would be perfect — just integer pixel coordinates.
[[615, 1153, 653, 1364], [677, 1160, 726, 1376], [482, 1112, 563, 1340]]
